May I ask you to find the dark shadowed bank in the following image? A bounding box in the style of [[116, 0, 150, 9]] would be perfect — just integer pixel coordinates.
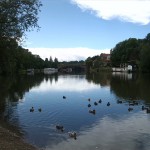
[[0, 125, 38, 150]]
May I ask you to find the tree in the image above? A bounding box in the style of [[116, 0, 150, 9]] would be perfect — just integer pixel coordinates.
[[145, 33, 150, 41], [0, 0, 42, 40], [140, 43, 150, 72], [111, 38, 140, 67], [53, 57, 58, 68]]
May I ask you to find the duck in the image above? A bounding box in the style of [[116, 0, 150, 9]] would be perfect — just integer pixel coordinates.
[[117, 100, 122, 104], [30, 107, 34, 112], [98, 99, 102, 103], [94, 102, 98, 106], [56, 125, 64, 132], [128, 107, 133, 112], [89, 109, 96, 114], [38, 108, 42, 112], [88, 98, 91, 102], [88, 104, 91, 107], [146, 108, 150, 113], [68, 131, 77, 139], [129, 102, 134, 106], [63, 96, 66, 99], [142, 105, 146, 110], [107, 102, 110, 106], [133, 101, 138, 105]]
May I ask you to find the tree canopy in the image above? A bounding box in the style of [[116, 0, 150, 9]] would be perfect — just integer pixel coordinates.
[[111, 33, 150, 72], [0, 0, 43, 74], [0, 0, 42, 40], [85, 33, 150, 73]]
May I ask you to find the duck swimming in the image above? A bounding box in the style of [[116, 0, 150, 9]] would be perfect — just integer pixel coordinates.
[[63, 96, 66, 99], [128, 107, 133, 112], [89, 109, 96, 114], [88, 104, 91, 107], [98, 99, 102, 103], [129, 102, 134, 106], [107, 102, 110, 106], [38, 108, 42, 112], [94, 102, 98, 106], [133, 101, 138, 105], [142, 105, 146, 110], [146, 108, 150, 113], [30, 107, 34, 112], [117, 100, 122, 104], [56, 125, 64, 132], [68, 131, 77, 140]]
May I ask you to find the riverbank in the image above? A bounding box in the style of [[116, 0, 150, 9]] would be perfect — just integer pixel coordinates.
[[0, 125, 38, 150]]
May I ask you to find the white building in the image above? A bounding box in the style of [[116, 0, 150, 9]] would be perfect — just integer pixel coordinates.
[[43, 68, 58, 74], [112, 65, 132, 72]]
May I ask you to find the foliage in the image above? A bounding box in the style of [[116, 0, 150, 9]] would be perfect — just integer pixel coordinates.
[[111, 33, 150, 72], [0, 0, 45, 74], [0, 0, 42, 40], [85, 55, 110, 72], [0, 38, 59, 74], [58, 60, 85, 72], [85, 33, 150, 72], [111, 38, 140, 67]]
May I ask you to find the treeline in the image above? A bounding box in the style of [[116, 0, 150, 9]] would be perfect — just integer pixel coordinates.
[[111, 33, 150, 72], [85, 33, 150, 72], [59, 60, 85, 72], [0, 0, 43, 75], [85, 55, 111, 72], [0, 38, 59, 75]]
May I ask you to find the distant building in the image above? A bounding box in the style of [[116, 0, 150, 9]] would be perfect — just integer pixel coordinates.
[[112, 64, 133, 72], [43, 68, 58, 74], [100, 53, 111, 66]]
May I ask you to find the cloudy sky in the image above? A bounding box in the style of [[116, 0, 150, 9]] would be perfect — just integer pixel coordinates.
[[25, 0, 150, 61]]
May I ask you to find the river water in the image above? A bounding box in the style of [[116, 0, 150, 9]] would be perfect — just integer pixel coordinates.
[[0, 72, 150, 150]]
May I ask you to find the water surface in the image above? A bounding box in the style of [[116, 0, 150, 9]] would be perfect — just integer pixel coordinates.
[[0, 72, 150, 150]]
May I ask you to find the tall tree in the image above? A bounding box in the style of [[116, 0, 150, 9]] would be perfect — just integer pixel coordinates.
[[0, 0, 42, 40]]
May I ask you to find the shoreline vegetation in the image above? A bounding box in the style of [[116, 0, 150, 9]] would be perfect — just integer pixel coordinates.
[[1, 33, 150, 75]]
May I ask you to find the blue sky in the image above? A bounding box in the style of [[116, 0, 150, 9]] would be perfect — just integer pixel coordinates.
[[25, 0, 150, 61]]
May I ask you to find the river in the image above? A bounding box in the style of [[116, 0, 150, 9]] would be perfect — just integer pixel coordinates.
[[0, 72, 150, 150]]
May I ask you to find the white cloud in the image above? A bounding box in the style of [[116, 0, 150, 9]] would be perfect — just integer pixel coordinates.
[[28, 47, 110, 61], [71, 0, 150, 25]]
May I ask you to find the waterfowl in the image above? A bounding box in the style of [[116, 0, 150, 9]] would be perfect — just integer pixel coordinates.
[[128, 107, 133, 112], [38, 108, 42, 112], [117, 100, 122, 104], [88, 98, 91, 101], [129, 102, 134, 106], [107, 102, 110, 106], [30, 107, 34, 112], [56, 125, 64, 132], [133, 101, 138, 105], [146, 108, 150, 113], [68, 131, 77, 139], [142, 106, 146, 110], [88, 104, 91, 107], [98, 99, 102, 103], [63, 96, 66, 99], [94, 102, 98, 106], [89, 109, 96, 114]]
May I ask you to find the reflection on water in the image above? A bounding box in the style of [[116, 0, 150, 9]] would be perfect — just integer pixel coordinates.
[[0, 72, 150, 150]]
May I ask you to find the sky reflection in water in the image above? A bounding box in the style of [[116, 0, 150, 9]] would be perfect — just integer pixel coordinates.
[[1, 73, 150, 150]]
